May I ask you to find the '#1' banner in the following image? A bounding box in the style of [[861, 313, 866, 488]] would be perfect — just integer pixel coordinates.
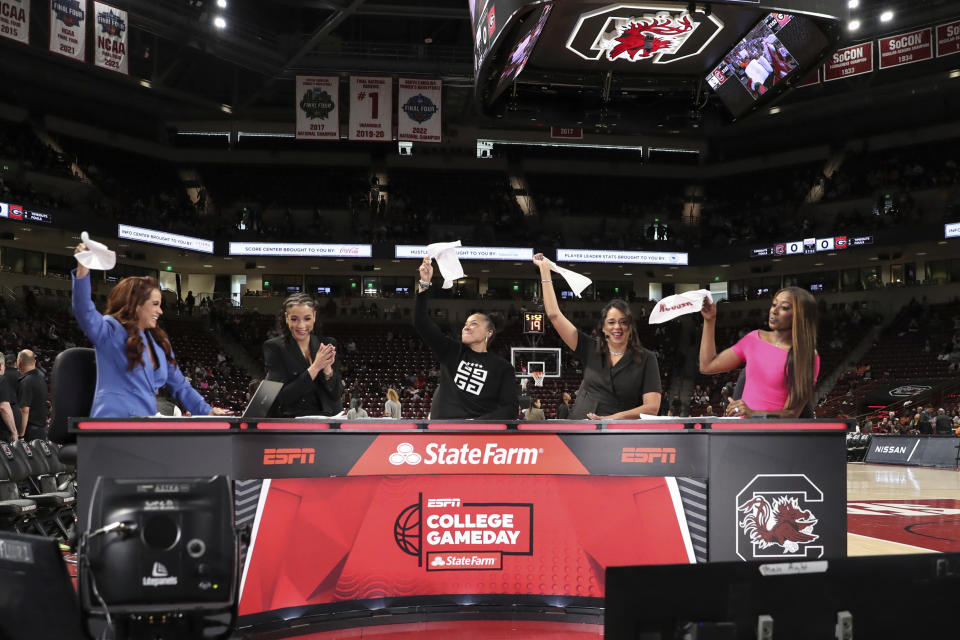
[[397, 78, 442, 143], [295, 76, 340, 140], [348, 76, 392, 142], [0, 0, 30, 44], [50, 0, 86, 61], [93, 1, 127, 74]]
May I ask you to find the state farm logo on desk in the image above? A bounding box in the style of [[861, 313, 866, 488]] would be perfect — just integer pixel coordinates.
[[394, 492, 532, 570], [348, 435, 589, 475]]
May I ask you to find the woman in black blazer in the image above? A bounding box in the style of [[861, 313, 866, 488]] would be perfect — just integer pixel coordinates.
[[263, 293, 344, 417]]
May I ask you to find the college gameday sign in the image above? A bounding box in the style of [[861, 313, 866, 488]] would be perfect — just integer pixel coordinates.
[[824, 42, 873, 81]]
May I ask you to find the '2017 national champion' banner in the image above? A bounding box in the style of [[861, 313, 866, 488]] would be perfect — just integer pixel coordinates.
[[93, 1, 128, 74], [50, 0, 87, 62], [397, 78, 441, 143], [296, 76, 340, 140], [0, 0, 30, 44]]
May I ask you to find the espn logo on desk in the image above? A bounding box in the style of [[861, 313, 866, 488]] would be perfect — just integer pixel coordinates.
[[621, 447, 676, 464], [263, 448, 316, 465]]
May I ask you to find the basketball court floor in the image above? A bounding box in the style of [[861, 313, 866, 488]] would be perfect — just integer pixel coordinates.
[[251, 462, 960, 639]]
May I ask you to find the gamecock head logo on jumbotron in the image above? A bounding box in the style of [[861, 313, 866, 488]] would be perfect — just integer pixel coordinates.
[[735, 474, 825, 560]]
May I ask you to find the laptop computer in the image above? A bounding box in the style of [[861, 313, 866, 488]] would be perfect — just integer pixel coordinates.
[[242, 380, 283, 418]]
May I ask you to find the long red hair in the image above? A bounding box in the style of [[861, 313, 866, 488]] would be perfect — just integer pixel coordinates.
[[105, 276, 175, 371]]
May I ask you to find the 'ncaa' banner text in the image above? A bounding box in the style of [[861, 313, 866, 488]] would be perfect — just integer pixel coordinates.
[[93, 1, 127, 74], [349, 76, 392, 142], [0, 0, 30, 44], [296, 76, 340, 140], [50, 0, 87, 62], [397, 78, 441, 143]]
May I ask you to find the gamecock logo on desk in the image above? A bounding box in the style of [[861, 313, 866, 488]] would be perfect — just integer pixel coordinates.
[[735, 474, 824, 560]]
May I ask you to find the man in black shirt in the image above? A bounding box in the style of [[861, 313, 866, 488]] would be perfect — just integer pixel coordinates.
[[16, 350, 48, 441], [0, 357, 18, 441], [414, 258, 518, 420]]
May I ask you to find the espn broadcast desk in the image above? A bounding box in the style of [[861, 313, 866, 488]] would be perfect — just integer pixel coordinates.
[[72, 418, 849, 633]]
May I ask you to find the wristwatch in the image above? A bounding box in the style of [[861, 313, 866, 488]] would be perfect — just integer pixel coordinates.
[[418, 280, 432, 291]]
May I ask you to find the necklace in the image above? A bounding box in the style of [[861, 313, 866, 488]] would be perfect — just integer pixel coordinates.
[[610, 349, 626, 357]]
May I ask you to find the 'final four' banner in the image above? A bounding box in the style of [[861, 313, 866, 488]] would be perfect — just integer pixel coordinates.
[[397, 78, 442, 143], [0, 0, 30, 44], [93, 1, 128, 74], [295, 76, 340, 140], [50, 0, 87, 61]]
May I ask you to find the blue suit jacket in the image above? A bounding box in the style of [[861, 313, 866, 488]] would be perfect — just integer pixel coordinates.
[[72, 271, 212, 418]]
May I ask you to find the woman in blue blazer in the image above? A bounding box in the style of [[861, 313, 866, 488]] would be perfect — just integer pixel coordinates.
[[72, 243, 231, 418]]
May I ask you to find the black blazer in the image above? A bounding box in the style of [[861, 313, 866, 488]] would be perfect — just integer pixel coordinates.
[[263, 335, 344, 417]]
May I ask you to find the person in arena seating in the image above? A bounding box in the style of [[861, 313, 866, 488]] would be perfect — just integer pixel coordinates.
[[384, 388, 402, 419], [346, 398, 368, 420], [524, 398, 545, 421], [533, 253, 662, 420], [0, 357, 18, 441], [699, 287, 820, 418], [556, 392, 572, 420], [414, 257, 518, 420], [72, 243, 231, 418], [263, 293, 343, 417]]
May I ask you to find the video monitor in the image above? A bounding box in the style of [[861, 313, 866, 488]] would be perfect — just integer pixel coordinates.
[[491, 4, 553, 101], [706, 12, 829, 118]]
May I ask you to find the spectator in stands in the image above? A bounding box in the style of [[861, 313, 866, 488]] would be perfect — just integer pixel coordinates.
[[346, 398, 368, 420], [700, 287, 820, 418], [415, 258, 518, 420], [525, 398, 545, 421], [263, 293, 344, 418], [556, 392, 572, 419], [185, 290, 196, 316], [935, 408, 953, 435], [534, 253, 662, 419], [0, 357, 17, 441], [16, 349, 48, 440], [72, 244, 231, 418], [384, 388, 402, 419], [1, 354, 20, 437]]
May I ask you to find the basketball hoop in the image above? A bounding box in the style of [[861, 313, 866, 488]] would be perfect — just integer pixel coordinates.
[[531, 371, 545, 387]]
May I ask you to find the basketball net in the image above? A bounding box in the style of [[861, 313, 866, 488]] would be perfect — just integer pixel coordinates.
[[531, 371, 545, 387]]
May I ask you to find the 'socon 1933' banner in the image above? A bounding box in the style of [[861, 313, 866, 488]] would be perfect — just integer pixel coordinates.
[[348, 76, 392, 142], [397, 78, 441, 143], [0, 0, 30, 44], [823, 42, 873, 81], [237, 474, 694, 617], [93, 1, 127, 74], [50, 0, 86, 61], [295, 76, 340, 140]]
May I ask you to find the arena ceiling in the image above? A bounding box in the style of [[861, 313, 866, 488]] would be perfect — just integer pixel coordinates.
[[0, 0, 958, 144]]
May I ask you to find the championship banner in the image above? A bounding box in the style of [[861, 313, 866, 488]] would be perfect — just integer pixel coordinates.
[[93, 1, 127, 74], [936, 19, 960, 58], [823, 42, 873, 81], [50, 0, 86, 61], [878, 28, 932, 69], [348, 76, 392, 142], [0, 0, 30, 44], [397, 78, 442, 143], [295, 76, 340, 140]]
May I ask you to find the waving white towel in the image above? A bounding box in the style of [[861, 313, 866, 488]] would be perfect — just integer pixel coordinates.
[[648, 290, 713, 324], [75, 231, 117, 271], [426, 240, 465, 289], [541, 257, 593, 298]]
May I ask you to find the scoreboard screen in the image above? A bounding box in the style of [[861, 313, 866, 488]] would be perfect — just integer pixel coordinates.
[[524, 311, 546, 334]]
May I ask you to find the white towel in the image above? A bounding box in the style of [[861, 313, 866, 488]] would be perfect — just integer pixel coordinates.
[[75, 231, 117, 271], [426, 240, 465, 289], [648, 290, 713, 324], [542, 257, 592, 298]]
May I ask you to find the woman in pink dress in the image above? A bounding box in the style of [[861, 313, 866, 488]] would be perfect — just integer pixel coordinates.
[[699, 287, 819, 418]]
